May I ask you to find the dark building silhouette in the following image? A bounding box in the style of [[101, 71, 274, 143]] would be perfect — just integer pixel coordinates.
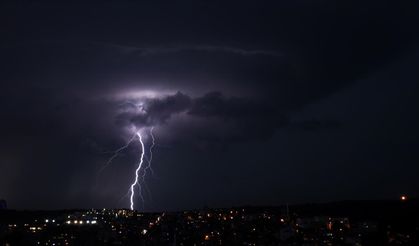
[[0, 199, 7, 209]]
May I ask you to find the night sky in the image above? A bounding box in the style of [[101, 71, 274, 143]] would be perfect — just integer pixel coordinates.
[[1, 1, 419, 211]]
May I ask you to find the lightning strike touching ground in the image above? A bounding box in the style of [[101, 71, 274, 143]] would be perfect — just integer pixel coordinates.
[[99, 126, 157, 210], [138, 127, 156, 203], [129, 131, 145, 210]]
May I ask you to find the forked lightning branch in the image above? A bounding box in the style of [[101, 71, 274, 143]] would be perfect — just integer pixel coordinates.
[[101, 127, 156, 210]]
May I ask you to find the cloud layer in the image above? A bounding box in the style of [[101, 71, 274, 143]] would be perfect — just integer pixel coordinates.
[[113, 91, 289, 143]]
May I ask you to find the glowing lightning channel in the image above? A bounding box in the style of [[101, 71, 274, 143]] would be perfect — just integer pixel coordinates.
[[148, 126, 156, 176], [98, 126, 157, 210], [141, 127, 156, 181], [137, 127, 156, 203], [99, 132, 138, 174], [129, 131, 145, 210]]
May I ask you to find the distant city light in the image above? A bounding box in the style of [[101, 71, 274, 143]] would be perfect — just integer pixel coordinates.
[[400, 195, 407, 201], [3, 207, 419, 244]]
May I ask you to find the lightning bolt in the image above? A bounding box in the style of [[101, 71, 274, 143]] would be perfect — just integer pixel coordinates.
[[98, 132, 138, 174], [142, 127, 156, 180], [137, 127, 156, 203], [148, 126, 156, 175], [99, 126, 157, 210], [129, 131, 145, 210]]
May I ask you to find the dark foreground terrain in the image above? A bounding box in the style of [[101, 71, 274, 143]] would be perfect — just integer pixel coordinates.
[[1, 199, 418, 245]]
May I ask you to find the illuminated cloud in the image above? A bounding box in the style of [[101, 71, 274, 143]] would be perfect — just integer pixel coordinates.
[[113, 90, 287, 143]]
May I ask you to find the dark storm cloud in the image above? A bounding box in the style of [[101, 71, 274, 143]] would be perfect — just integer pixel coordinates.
[[115, 92, 192, 128], [187, 91, 288, 142], [114, 90, 288, 144], [290, 118, 342, 131], [189, 91, 278, 119], [93, 42, 281, 57], [0, 0, 418, 210]]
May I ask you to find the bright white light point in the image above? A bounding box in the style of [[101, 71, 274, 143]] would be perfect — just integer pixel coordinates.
[[129, 131, 145, 210]]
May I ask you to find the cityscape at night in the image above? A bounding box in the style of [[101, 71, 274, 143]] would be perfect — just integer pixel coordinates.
[[1, 198, 419, 245], [1, 0, 419, 245]]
